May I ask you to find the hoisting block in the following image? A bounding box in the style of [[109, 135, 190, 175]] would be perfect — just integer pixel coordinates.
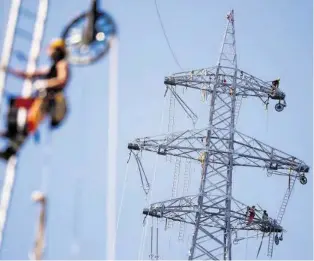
[[164, 77, 176, 86], [128, 143, 140, 151], [143, 208, 162, 218], [296, 164, 309, 173]]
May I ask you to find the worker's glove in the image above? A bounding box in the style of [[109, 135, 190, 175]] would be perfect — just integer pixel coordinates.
[[33, 80, 48, 97], [33, 80, 47, 91]]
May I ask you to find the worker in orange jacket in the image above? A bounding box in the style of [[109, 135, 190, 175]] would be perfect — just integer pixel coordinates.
[[0, 38, 70, 160]]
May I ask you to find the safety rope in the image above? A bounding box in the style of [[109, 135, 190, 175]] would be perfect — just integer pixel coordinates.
[[138, 97, 166, 260], [113, 162, 130, 257]]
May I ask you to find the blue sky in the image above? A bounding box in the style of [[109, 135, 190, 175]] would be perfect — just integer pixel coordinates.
[[0, 0, 312, 259]]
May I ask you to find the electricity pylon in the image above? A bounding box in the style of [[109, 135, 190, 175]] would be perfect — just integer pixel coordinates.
[[128, 10, 309, 260]]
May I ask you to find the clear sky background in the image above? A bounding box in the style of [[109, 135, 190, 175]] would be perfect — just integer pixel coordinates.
[[0, 0, 312, 260]]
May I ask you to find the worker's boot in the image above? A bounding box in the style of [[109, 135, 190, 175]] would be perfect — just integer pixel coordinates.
[[0, 131, 9, 138], [0, 137, 21, 161], [0, 148, 15, 161]]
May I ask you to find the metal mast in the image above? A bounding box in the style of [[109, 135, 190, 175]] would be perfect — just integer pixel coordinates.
[[187, 10, 238, 260], [128, 10, 309, 260], [0, 0, 49, 252]]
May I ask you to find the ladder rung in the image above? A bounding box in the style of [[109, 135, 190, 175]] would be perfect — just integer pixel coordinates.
[[19, 7, 37, 18], [15, 28, 33, 40], [13, 50, 27, 61]]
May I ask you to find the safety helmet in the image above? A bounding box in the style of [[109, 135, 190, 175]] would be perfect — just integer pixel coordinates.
[[49, 38, 66, 50]]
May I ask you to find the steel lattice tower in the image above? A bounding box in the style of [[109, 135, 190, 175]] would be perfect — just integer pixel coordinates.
[[128, 10, 309, 260]]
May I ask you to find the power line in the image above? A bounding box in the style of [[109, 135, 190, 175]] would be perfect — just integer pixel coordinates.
[[154, 0, 184, 71]]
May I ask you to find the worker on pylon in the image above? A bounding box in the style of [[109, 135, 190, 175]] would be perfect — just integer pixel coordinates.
[[0, 38, 70, 160], [262, 210, 268, 222], [246, 205, 255, 225], [260, 209, 269, 232], [270, 78, 280, 96], [272, 78, 280, 88]]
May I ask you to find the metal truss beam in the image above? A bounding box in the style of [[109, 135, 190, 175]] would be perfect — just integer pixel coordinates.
[[164, 66, 286, 105], [143, 196, 283, 234], [128, 127, 309, 179]]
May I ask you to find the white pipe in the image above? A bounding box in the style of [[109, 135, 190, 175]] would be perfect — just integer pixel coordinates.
[[106, 36, 119, 260], [0, 156, 17, 250], [0, 0, 22, 251], [0, 0, 21, 112]]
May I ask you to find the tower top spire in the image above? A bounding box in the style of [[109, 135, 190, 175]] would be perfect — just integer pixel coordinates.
[[227, 9, 234, 23], [217, 9, 237, 68]]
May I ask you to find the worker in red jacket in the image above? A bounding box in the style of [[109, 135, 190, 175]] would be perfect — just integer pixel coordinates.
[[247, 205, 255, 225]]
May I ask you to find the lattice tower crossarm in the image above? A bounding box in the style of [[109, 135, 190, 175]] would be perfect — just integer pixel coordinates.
[[128, 10, 309, 260], [127, 127, 309, 178], [142, 196, 284, 234]]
